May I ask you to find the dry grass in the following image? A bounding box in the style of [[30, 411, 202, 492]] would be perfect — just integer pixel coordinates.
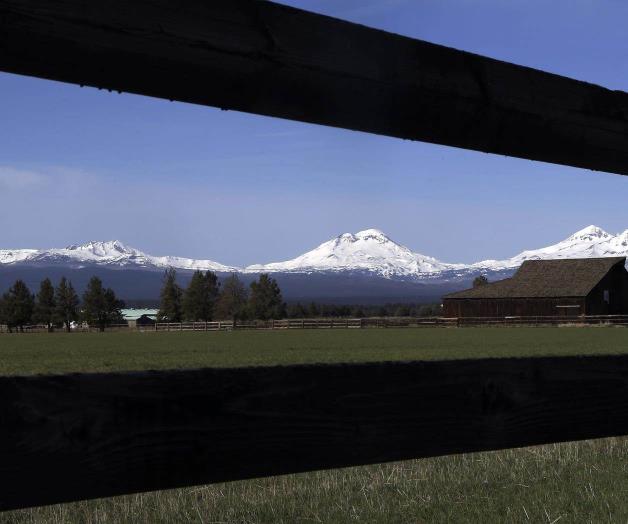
[[4, 437, 628, 523], [3, 329, 628, 521]]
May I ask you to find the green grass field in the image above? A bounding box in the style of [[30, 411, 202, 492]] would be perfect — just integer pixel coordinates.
[[1, 326, 628, 376], [3, 327, 628, 522]]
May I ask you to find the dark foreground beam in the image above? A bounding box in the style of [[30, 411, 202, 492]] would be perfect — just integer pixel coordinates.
[[1, 1, 628, 175], [3, 356, 628, 511]]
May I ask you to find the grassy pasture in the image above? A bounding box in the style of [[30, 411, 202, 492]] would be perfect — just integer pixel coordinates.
[[4, 437, 628, 523], [1, 326, 628, 376], [3, 327, 628, 522]]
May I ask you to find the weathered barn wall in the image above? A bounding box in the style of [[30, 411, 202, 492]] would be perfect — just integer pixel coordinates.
[[586, 264, 628, 315], [443, 297, 585, 318], [443, 258, 628, 318]]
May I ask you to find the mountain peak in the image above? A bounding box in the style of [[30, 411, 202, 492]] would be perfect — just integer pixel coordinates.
[[64, 240, 136, 258], [567, 225, 611, 241], [2, 225, 627, 283], [355, 228, 388, 239], [473, 224, 627, 272], [245, 228, 458, 277], [1, 240, 237, 272]]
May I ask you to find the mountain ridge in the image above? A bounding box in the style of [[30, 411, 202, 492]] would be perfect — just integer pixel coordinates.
[[0, 240, 238, 273], [2, 226, 627, 283]]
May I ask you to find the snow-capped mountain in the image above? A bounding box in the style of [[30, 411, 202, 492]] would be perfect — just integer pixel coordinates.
[[0, 240, 238, 272], [471, 225, 628, 273], [1, 225, 627, 283], [245, 228, 465, 278], [246, 225, 628, 282]]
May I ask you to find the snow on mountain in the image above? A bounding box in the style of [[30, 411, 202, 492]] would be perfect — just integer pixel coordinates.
[[246, 225, 628, 281], [472, 225, 628, 272], [0, 240, 239, 272], [1, 225, 627, 281], [0, 248, 38, 265], [245, 229, 465, 278]]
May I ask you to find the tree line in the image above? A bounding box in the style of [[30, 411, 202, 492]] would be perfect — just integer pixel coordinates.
[[1, 268, 443, 332], [157, 269, 286, 323], [157, 270, 443, 322], [0, 276, 124, 333], [284, 302, 442, 319]]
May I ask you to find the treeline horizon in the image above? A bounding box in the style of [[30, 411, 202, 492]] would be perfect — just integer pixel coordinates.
[[156, 269, 442, 322], [1, 269, 443, 332], [0, 275, 124, 333], [157, 269, 285, 323]]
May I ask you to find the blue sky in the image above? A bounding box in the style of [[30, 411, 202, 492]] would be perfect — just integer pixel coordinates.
[[1, 0, 627, 266]]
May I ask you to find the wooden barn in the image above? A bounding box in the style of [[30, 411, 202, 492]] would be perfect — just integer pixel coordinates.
[[443, 257, 628, 318]]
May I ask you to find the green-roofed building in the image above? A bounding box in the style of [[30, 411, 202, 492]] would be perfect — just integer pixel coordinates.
[[121, 309, 158, 328]]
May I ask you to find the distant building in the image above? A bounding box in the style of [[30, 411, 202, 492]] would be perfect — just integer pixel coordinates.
[[135, 314, 156, 327], [443, 257, 628, 318], [121, 308, 158, 328]]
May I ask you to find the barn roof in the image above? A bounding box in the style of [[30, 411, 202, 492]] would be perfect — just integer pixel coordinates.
[[443, 257, 627, 299]]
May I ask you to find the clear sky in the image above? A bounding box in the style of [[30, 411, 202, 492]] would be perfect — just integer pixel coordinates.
[[1, 0, 627, 266]]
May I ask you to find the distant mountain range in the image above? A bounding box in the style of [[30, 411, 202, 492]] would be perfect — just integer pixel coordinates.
[[247, 226, 628, 281], [1, 225, 627, 302], [0, 240, 238, 272]]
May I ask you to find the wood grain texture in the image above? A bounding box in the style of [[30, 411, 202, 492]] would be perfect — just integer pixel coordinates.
[[2, 356, 628, 510], [1, 0, 628, 174]]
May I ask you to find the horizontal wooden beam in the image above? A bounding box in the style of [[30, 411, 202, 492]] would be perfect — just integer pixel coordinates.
[[2, 355, 628, 510], [1, 1, 628, 175]]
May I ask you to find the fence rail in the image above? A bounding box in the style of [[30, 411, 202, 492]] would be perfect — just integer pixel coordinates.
[[152, 315, 628, 331], [3, 315, 628, 334], [0, 323, 131, 334], [4, 355, 628, 511]]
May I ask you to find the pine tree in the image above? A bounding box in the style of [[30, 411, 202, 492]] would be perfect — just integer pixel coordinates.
[[157, 268, 183, 323], [55, 277, 80, 332], [34, 278, 56, 332], [287, 302, 307, 318], [473, 275, 489, 288], [82, 276, 125, 331], [351, 306, 365, 318], [308, 302, 320, 318], [104, 287, 125, 326], [82, 276, 106, 330], [248, 274, 286, 320], [215, 274, 248, 323], [3, 280, 35, 332], [182, 270, 220, 321], [0, 294, 8, 332]]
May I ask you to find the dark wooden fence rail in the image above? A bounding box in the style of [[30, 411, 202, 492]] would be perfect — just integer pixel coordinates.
[[2, 0, 628, 515], [1, 0, 628, 175], [3, 355, 628, 511], [151, 316, 628, 331]]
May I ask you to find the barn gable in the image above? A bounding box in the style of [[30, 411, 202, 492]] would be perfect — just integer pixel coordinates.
[[444, 257, 627, 300], [442, 257, 628, 318]]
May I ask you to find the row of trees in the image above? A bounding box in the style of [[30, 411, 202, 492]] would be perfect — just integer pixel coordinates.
[[284, 302, 442, 319], [2, 269, 445, 331], [157, 269, 286, 322], [157, 269, 443, 322], [0, 276, 124, 332]]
